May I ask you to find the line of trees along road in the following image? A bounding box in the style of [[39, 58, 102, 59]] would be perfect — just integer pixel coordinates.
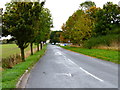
[[61, 1, 120, 48], [50, 31, 62, 44], [2, 1, 53, 61]]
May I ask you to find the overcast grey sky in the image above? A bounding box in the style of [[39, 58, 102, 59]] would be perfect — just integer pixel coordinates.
[[44, 0, 119, 30], [0, 0, 119, 31]]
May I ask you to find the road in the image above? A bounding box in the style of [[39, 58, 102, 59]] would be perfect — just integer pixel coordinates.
[[26, 45, 118, 88]]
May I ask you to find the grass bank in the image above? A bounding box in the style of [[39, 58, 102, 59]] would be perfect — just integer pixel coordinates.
[[61, 46, 119, 64], [2, 45, 47, 88]]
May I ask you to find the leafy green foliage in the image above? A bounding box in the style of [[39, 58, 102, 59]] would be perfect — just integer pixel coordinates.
[[84, 34, 119, 49], [2, 2, 35, 61], [93, 2, 120, 36], [28, 2, 52, 53], [62, 10, 93, 45], [50, 31, 62, 44], [80, 1, 96, 10], [34, 8, 53, 44], [61, 1, 120, 48], [2, 1, 52, 60]]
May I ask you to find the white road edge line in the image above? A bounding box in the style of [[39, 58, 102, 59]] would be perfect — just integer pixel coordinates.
[[67, 58, 104, 82]]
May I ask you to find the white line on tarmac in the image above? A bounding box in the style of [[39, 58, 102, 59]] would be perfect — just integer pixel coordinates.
[[65, 56, 104, 82], [79, 67, 104, 82], [55, 48, 104, 82]]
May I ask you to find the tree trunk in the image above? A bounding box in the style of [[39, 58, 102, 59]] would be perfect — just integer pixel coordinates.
[[37, 44, 39, 51], [30, 43, 33, 55], [40, 42, 42, 50], [20, 48, 25, 61]]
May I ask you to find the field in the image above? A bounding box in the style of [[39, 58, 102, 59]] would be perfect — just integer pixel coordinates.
[[0, 44, 37, 59], [61, 46, 119, 64]]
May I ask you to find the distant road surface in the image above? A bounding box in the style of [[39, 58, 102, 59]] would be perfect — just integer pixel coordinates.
[[26, 45, 118, 88]]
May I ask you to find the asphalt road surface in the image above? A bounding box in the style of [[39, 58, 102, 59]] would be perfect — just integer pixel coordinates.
[[26, 45, 118, 88]]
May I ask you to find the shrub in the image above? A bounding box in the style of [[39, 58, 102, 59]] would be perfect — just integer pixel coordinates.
[[84, 34, 119, 49], [2, 54, 22, 68]]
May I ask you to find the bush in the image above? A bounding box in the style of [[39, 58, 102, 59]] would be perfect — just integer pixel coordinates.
[[2, 54, 22, 68], [84, 34, 119, 49]]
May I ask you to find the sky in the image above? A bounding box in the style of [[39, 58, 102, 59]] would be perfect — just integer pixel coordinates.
[[45, 0, 119, 31], [0, 0, 119, 31]]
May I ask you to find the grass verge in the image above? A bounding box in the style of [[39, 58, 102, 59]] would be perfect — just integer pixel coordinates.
[[61, 46, 119, 64], [2, 45, 47, 88]]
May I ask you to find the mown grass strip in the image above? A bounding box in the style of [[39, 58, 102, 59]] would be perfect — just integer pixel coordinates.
[[2, 45, 47, 88], [61, 46, 119, 64]]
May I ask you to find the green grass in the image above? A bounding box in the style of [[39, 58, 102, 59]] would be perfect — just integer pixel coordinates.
[[61, 46, 119, 64], [2, 45, 47, 88], [0, 44, 37, 58]]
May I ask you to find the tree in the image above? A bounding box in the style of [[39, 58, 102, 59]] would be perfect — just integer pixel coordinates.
[[80, 1, 96, 11], [86, 6, 100, 20], [50, 31, 62, 44], [2, 2, 34, 61], [61, 1, 97, 45], [74, 10, 92, 44], [93, 2, 120, 36], [29, 1, 45, 54], [2, 0, 52, 60], [33, 7, 52, 50], [38, 8, 53, 49], [61, 10, 93, 45], [103, 2, 120, 25]]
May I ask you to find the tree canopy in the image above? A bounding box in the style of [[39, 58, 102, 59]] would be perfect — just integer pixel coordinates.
[[61, 1, 120, 46], [2, 1, 53, 61], [50, 31, 62, 44]]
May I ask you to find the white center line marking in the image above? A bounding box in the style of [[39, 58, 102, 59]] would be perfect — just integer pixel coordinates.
[[79, 67, 104, 82], [66, 57, 104, 82], [57, 50, 104, 82]]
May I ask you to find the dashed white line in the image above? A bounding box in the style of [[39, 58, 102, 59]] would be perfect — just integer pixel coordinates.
[[79, 67, 104, 82], [66, 57, 104, 82], [56, 49, 104, 82]]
